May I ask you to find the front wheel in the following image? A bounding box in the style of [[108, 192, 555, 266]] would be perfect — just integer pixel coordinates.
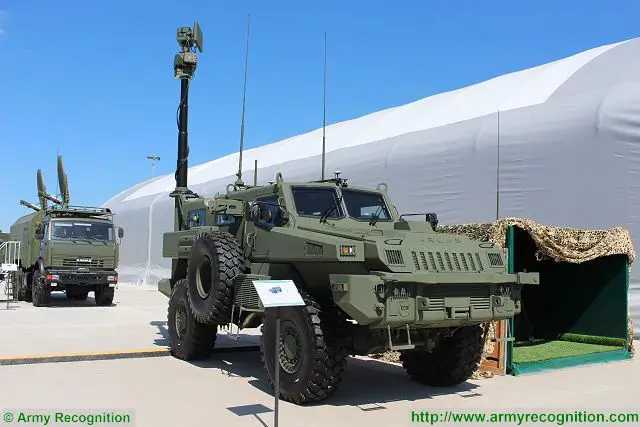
[[400, 324, 485, 387], [167, 279, 218, 360], [260, 289, 347, 405], [20, 271, 32, 302], [94, 284, 114, 306], [31, 270, 50, 307]]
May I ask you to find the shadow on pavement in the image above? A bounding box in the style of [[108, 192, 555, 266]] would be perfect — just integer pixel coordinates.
[[183, 350, 483, 408], [11, 291, 116, 308]]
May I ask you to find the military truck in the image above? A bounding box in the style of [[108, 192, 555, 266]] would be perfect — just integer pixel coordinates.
[[158, 21, 539, 405], [10, 155, 124, 307]]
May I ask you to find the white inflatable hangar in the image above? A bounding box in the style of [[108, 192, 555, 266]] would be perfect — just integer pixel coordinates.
[[103, 38, 640, 332]]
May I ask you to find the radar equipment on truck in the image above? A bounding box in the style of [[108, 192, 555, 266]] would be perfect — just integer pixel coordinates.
[[9, 154, 124, 307]]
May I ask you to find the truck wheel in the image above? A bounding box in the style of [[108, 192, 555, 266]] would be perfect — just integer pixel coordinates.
[[22, 271, 33, 302], [17, 272, 27, 301], [186, 232, 244, 325], [168, 278, 218, 360], [260, 289, 348, 405], [400, 324, 484, 387], [94, 285, 114, 306], [31, 271, 51, 307]]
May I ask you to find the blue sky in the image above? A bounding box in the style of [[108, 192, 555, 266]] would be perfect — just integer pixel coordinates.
[[1, 0, 639, 230]]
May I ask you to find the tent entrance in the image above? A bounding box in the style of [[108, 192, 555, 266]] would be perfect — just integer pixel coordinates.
[[505, 226, 631, 375]]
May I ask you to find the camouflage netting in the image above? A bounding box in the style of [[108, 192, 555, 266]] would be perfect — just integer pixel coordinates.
[[372, 217, 636, 375]]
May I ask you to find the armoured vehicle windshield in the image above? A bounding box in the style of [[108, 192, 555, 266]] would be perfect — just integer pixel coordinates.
[[49, 219, 115, 242], [291, 186, 392, 221]]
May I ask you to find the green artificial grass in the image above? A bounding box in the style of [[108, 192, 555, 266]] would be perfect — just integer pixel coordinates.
[[513, 339, 623, 364]]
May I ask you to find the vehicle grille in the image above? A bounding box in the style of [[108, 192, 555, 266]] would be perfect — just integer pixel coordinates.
[[233, 275, 263, 311], [424, 285, 491, 311], [63, 258, 105, 268], [487, 252, 504, 266], [411, 250, 485, 272], [385, 249, 404, 265], [51, 256, 115, 269]]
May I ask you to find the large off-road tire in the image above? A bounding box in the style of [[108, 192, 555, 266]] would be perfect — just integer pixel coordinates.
[[186, 232, 245, 325], [31, 270, 51, 307], [94, 284, 114, 306], [400, 324, 485, 387], [260, 289, 348, 405], [168, 279, 218, 360], [20, 271, 32, 302], [17, 272, 27, 301]]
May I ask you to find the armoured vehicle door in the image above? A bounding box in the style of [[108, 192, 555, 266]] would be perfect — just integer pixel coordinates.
[[246, 194, 284, 257]]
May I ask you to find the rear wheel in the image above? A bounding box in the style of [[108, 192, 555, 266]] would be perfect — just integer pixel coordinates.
[[400, 324, 485, 387], [260, 289, 347, 405], [167, 279, 218, 360], [31, 270, 50, 307]]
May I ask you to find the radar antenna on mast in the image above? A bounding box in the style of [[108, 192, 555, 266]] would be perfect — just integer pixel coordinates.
[[235, 13, 251, 188]]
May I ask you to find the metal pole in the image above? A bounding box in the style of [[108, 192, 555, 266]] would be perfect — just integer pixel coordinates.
[[254, 159, 258, 187], [274, 307, 280, 427]]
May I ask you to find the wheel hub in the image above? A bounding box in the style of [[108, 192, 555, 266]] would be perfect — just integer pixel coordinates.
[[195, 257, 212, 299], [175, 304, 188, 339], [279, 323, 302, 374]]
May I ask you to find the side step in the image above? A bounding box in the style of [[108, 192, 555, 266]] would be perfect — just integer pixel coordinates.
[[387, 324, 416, 351]]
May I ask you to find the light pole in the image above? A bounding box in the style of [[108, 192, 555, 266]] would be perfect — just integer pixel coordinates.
[[147, 154, 160, 178]]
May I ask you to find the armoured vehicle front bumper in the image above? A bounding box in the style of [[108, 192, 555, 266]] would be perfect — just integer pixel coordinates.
[[329, 271, 539, 329], [43, 270, 118, 287]]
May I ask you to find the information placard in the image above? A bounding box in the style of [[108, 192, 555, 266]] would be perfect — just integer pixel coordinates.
[[252, 279, 305, 308]]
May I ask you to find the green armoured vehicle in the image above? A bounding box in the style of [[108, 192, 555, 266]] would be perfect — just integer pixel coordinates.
[[10, 155, 124, 307], [159, 21, 539, 405]]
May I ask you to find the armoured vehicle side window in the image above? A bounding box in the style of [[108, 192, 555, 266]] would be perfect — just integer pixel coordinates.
[[291, 186, 343, 219], [187, 208, 206, 227], [341, 189, 392, 221], [256, 195, 280, 225], [213, 214, 236, 226]]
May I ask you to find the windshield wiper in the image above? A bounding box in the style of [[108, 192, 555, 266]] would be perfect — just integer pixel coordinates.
[[368, 202, 386, 226], [319, 193, 343, 223], [85, 236, 108, 245]]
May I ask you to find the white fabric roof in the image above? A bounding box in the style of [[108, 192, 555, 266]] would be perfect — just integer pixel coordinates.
[[103, 38, 640, 335], [116, 39, 624, 203]]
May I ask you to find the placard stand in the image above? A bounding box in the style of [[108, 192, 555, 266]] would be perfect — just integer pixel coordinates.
[[252, 279, 305, 427]]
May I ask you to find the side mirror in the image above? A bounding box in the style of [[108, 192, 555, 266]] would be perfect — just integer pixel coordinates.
[[425, 213, 439, 231], [248, 201, 261, 223], [118, 227, 124, 239], [275, 206, 289, 226], [35, 224, 44, 240]]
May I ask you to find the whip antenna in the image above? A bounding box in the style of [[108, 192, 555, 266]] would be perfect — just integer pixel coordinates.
[[496, 109, 500, 221], [236, 13, 251, 187], [321, 32, 327, 180]]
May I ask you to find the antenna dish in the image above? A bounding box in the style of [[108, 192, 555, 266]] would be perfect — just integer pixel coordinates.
[[57, 154, 70, 207], [37, 169, 48, 210], [192, 21, 203, 52]]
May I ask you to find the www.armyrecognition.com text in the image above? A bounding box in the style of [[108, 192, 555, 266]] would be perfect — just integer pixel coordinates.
[[2, 410, 134, 426]]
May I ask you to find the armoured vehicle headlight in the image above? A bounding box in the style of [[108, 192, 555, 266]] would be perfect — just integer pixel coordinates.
[[340, 245, 356, 257], [107, 275, 118, 282]]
